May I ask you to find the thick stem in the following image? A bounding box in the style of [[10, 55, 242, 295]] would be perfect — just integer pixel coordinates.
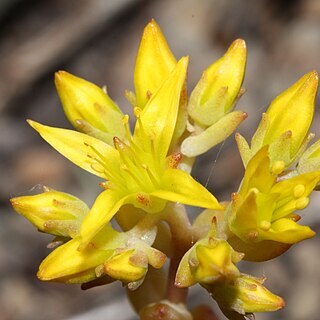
[[164, 203, 194, 304]]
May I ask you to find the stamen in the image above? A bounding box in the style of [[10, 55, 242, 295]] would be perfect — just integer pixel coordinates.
[[121, 165, 146, 190], [259, 220, 271, 231], [122, 115, 132, 142], [84, 141, 121, 182], [295, 197, 309, 210], [146, 90, 152, 100], [133, 107, 142, 118], [167, 153, 183, 168], [271, 161, 285, 175], [142, 164, 159, 187], [293, 184, 305, 198]]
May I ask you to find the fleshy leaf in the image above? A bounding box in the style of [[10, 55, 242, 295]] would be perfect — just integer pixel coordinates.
[[181, 111, 247, 157]]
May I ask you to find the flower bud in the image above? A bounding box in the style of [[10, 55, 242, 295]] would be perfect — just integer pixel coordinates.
[[246, 71, 319, 167], [175, 238, 242, 288], [10, 187, 88, 238], [207, 274, 285, 315], [188, 39, 246, 126], [182, 39, 247, 157], [104, 249, 148, 283], [55, 71, 125, 145], [191, 240, 241, 284]]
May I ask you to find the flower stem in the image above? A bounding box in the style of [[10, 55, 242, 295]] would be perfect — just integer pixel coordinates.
[[164, 203, 194, 304]]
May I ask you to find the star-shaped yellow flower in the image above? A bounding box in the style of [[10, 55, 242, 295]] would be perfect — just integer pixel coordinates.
[[227, 146, 319, 260], [28, 57, 222, 250]]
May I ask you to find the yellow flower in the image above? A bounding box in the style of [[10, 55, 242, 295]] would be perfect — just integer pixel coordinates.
[[10, 187, 88, 238], [37, 221, 166, 285], [236, 71, 318, 167], [181, 39, 247, 157], [28, 57, 222, 250], [207, 274, 285, 316], [176, 238, 242, 288], [175, 220, 243, 288], [228, 146, 319, 261]]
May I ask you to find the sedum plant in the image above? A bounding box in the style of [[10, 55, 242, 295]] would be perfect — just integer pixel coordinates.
[[11, 20, 319, 319]]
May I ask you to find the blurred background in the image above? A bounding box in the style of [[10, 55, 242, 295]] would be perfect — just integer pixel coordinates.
[[0, 0, 320, 319]]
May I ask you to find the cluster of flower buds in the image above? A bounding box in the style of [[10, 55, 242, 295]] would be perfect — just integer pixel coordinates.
[[11, 19, 319, 319]]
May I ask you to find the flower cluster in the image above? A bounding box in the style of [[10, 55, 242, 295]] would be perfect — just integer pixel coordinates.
[[11, 20, 319, 319]]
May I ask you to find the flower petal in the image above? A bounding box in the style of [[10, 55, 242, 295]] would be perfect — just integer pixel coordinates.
[[27, 120, 120, 179], [260, 218, 315, 244], [151, 169, 223, 210], [271, 172, 320, 220], [79, 190, 130, 250], [37, 234, 115, 283], [134, 19, 176, 108], [240, 146, 276, 196], [134, 57, 188, 160]]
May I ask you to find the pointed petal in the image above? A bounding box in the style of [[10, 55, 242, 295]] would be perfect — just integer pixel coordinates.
[[260, 218, 315, 244], [134, 57, 188, 159], [181, 111, 247, 157], [134, 19, 176, 108], [240, 146, 276, 196], [79, 190, 130, 250], [37, 235, 114, 282], [229, 189, 259, 239], [271, 172, 320, 220], [27, 120, 120, 179], [151, 169, 223, 210], [175, 247, 197, 288]]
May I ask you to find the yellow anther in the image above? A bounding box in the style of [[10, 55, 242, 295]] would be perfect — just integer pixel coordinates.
[[259, 220, 271, 231], [122, 114, 129, 124], [271, 161, 285, 175], [293, 184, 305, 198], [249, 187, 259, 194], [133, 107, 142, 118], [295, 197, 309, 210]]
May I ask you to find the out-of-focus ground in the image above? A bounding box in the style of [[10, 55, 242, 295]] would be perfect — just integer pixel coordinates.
[[0, 0, 320, 319]]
